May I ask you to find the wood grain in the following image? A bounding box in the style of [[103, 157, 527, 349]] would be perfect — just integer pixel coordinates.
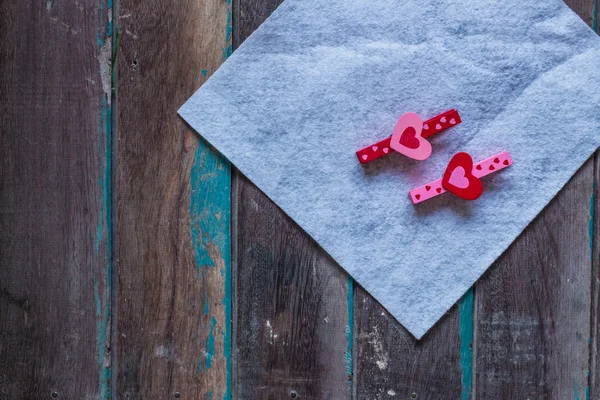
[[474, 159, 594, 399], [474, 3, 596, 398], [115, 0, 231, 397], [590, 150, 599, 399], [233, 0, 283, 48], [233, 178, 352, 399], [0, 0, 112, 398], [232, 1, 352, 397], [354, 286, 469, 400]]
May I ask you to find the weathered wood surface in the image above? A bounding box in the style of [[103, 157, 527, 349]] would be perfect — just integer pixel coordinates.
[[475, 160, 594, 399], [0, 0, 112, 398], [354, 287, 471, 400], [233, 178, 351, 399], [1, 0, 598, 398], [116, 0, 231, 397], [592, 151, 600, 399], [232, 2, 352, 398], [473, 3, 597, 399]]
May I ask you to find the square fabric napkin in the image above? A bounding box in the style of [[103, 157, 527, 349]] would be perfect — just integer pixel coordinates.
[[179, 0, 600, 338]]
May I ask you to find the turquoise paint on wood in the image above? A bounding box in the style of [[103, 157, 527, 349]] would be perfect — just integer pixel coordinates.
[[593, 0, 597, 32], [94, 74, 112, 400], [224, 0, 233, 58], [222, 224, 233, 400], [187, 7, 234, 396], [189, 142, 231, 398], [94, 2, 113, 396], [458, 288, 474, 400], [206, 316, 218, 370]]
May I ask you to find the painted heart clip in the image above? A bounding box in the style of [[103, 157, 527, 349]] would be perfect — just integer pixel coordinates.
[[409, 151, 513, 204], [356, 109, 461, 163]]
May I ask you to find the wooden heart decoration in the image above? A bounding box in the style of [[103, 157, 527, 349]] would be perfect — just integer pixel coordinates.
[[389, 112, 432, 161], [441, 152, 483, 200]]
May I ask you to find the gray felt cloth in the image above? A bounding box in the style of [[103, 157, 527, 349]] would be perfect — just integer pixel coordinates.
[[179, 0, 600, 338]]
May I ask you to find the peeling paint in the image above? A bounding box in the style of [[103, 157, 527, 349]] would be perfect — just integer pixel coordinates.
[[205, 316, 217, 370], [94, 1, 113, 398], [359, 326, 388, 371], [458, 288, 474, 400], [98, 41, 112, 101], [190, 142, 231, 398], [266, 320, 275, 344]]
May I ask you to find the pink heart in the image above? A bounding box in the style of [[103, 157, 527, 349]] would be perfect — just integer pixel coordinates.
[[435, 124, 442, 130], [440, 117, 447, 123], [449, 118, 456, 125], [362, 154, 368, 161], [448, 166, 470, 188], [383, 148, 389, 154], [389, 113, 432, 161], [372, 146, 378, 151]]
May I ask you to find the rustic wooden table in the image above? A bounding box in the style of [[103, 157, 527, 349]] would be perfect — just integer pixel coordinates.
[[1, 0, 599, 398]]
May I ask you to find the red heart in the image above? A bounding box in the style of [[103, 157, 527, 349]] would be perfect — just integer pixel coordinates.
[[399, 127, 419, 149], [442, 152, 483, 200]]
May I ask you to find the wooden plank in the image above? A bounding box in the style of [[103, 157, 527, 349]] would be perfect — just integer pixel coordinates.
[[590, 150, 599, 399], [475, 159, 594, 399], [0, 0, 112, 398], [475, 3, 596, 398], [590, 7, 599, 398], [232, 3, 351, 397], [354, 286, 470, 399], [115, 0, 232, 397], [233, 177, 352, 399], [564, 0, 596, 26]]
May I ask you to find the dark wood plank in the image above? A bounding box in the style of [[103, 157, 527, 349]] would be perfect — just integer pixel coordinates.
[[590, 150, 599, 399], [474, 2, 596, 398], [233, 177, 352, 399], [232, 3, 351, 397], [115, 0, 231, 397], [233, 0, 283, 48], [475, 159, 594, 399], [564, 0, 596, 26], [354, 286, 470, 400], [0, 0, 112, 398]]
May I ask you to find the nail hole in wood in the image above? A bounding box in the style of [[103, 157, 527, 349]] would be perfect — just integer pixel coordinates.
[[174, 392, 181, 398], [51, 392, 58, 398], [411, 393, 417, 398], [290, 390, 298, 398]]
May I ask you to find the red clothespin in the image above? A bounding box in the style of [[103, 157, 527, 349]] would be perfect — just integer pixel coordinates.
[[357, 109, 462, 163]]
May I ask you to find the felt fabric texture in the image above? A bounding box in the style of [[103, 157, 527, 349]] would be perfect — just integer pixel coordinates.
[[179, 0, 600, 338]]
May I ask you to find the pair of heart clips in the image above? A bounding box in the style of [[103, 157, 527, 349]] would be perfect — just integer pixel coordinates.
[[356, 109, 513, 204]]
